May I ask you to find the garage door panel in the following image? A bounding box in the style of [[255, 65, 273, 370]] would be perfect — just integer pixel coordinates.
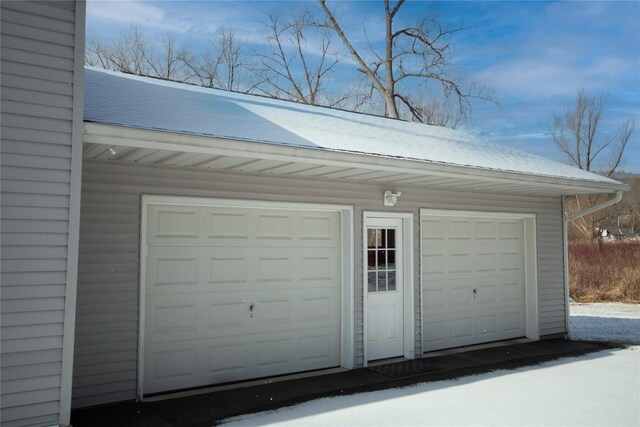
[[450, 317, 473, 340], [208, 255, 249, 285], [424, 277, 524, 313], [146, 327, 340, 394], [146, 293, 249, 342], [144, 202, 342, 395], [422, 215, 526, 352], [206, 208, 340, 247], [502, 311, 526, 332], [144, 342, 199, 392], [208, 298, 250, 330], [475, 221, 497, 239], [252, 288, 340, 333], [477, 315, 498, 336], [423, 253, 524, 279], [148, 288, 341, 341], [148, 207, 341, 248], [474, 284, 497, 304], [147, 253, 200, 291], [146, 247, 340, 294], [206, 210, 250, 240], [147, 205, 201, 246], [424, 307, 523, 349], [499, 221, 521, 240], [300, 214, 339, 241], [145, 337, 251, 394], [501, 281, 524, 303]]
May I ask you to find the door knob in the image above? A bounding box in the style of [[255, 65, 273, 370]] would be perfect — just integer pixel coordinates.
[[249, 303, 255, 318]]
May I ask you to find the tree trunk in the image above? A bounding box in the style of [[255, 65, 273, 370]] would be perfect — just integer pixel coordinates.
[[383, 0, 399, 119]]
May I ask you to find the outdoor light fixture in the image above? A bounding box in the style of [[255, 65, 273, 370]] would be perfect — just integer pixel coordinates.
[[383, 191, 402, 207]]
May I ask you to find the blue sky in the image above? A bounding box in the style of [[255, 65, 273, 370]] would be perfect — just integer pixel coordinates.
[[86, 0, 640, 173]]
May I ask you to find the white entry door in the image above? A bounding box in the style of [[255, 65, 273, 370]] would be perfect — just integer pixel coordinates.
[[143, 201, 342, 395], [366, 218, 404, 361]]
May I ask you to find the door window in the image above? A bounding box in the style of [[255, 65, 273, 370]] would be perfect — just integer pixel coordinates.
[[367, 228, 397, 292]]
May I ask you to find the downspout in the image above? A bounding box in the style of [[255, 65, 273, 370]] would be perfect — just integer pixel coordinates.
[[563, 190, 624, 339]]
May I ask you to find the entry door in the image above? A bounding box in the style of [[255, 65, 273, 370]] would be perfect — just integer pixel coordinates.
[[366, 218, 404, 361]]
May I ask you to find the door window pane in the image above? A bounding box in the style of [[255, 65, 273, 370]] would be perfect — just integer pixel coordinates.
[[368, 272, 377, 292], [387, 250, 396, 269], [367, 229, 380, 248], [377, 250, 387, 269], [377, 271, 387, 292], [387, 229, 395, 249], [388, 271, 396, 291], [367, 250, 376, 269]]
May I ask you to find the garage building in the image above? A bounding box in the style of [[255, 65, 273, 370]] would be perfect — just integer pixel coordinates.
[[67, 68, 627, 407]]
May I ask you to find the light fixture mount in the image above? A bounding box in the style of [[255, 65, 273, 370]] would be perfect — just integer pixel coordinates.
[[383, 191, 402, 207]]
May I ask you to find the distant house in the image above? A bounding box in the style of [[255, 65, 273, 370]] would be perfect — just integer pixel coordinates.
[[0, 2, 629, 427], [601, 227, 639, 241]]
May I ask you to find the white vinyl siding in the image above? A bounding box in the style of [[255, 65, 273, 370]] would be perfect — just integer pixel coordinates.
[[1, 1, 82, 426], [72, 159, 567, 408]]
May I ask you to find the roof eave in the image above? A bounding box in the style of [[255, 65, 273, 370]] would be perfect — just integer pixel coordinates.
[[83, 122, 629, 196]]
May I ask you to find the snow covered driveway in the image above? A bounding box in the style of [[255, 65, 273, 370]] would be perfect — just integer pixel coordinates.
[[570, 303, 640, 344], [222, 304, 640, 427], [221, 347, 640, 426]]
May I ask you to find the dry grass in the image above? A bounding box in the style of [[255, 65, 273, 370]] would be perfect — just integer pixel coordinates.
[[569, 241, 640, 303]]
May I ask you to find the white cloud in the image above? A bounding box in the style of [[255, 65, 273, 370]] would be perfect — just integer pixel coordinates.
[[475, 56, 636, 100], [87, 0, 190, 32]]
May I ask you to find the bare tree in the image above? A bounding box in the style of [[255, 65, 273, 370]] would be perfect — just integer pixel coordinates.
[[146, 32, 191, 81], [315, 0, 491, 123], [85, 26, 249, 92], [218, 28, 245, 90], [181, 28, 247, 91], [550, 89, 635, 238], [186, 49, 223, 87], [551, 90, 634, 177], [86, 26, 152, 75], [85, 26, 191, 81], [253, 13, 348, 107]]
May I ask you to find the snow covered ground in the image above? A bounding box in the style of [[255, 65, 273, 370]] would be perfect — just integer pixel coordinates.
[[221, 304, 640, 427], [569, 303, 640, 344], [222, 347, 639, 427]]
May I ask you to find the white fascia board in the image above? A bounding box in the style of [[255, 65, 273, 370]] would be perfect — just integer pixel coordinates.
[[84, 123, 629, 195]]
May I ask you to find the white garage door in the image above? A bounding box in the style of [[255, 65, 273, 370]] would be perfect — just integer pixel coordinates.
[[422, 214, 526, 352], [143, 202, 342, 395]]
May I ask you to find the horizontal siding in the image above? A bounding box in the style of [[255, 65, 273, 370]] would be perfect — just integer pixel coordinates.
[[73, 159, 567, 408], [1, 1, 79, 426]]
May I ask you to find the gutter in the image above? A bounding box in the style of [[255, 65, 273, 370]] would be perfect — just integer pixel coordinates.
[[563, 190, 624, 339], [566, 190, 624, 222]]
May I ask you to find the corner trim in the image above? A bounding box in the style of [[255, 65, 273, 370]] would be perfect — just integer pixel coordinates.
[[59, 1, 86, 425]]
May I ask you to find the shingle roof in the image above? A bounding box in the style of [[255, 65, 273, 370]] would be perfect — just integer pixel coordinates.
[[84, 67, 621, 186]]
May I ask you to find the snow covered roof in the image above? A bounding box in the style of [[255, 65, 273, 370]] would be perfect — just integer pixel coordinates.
[[83, 68, 624, 191]]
